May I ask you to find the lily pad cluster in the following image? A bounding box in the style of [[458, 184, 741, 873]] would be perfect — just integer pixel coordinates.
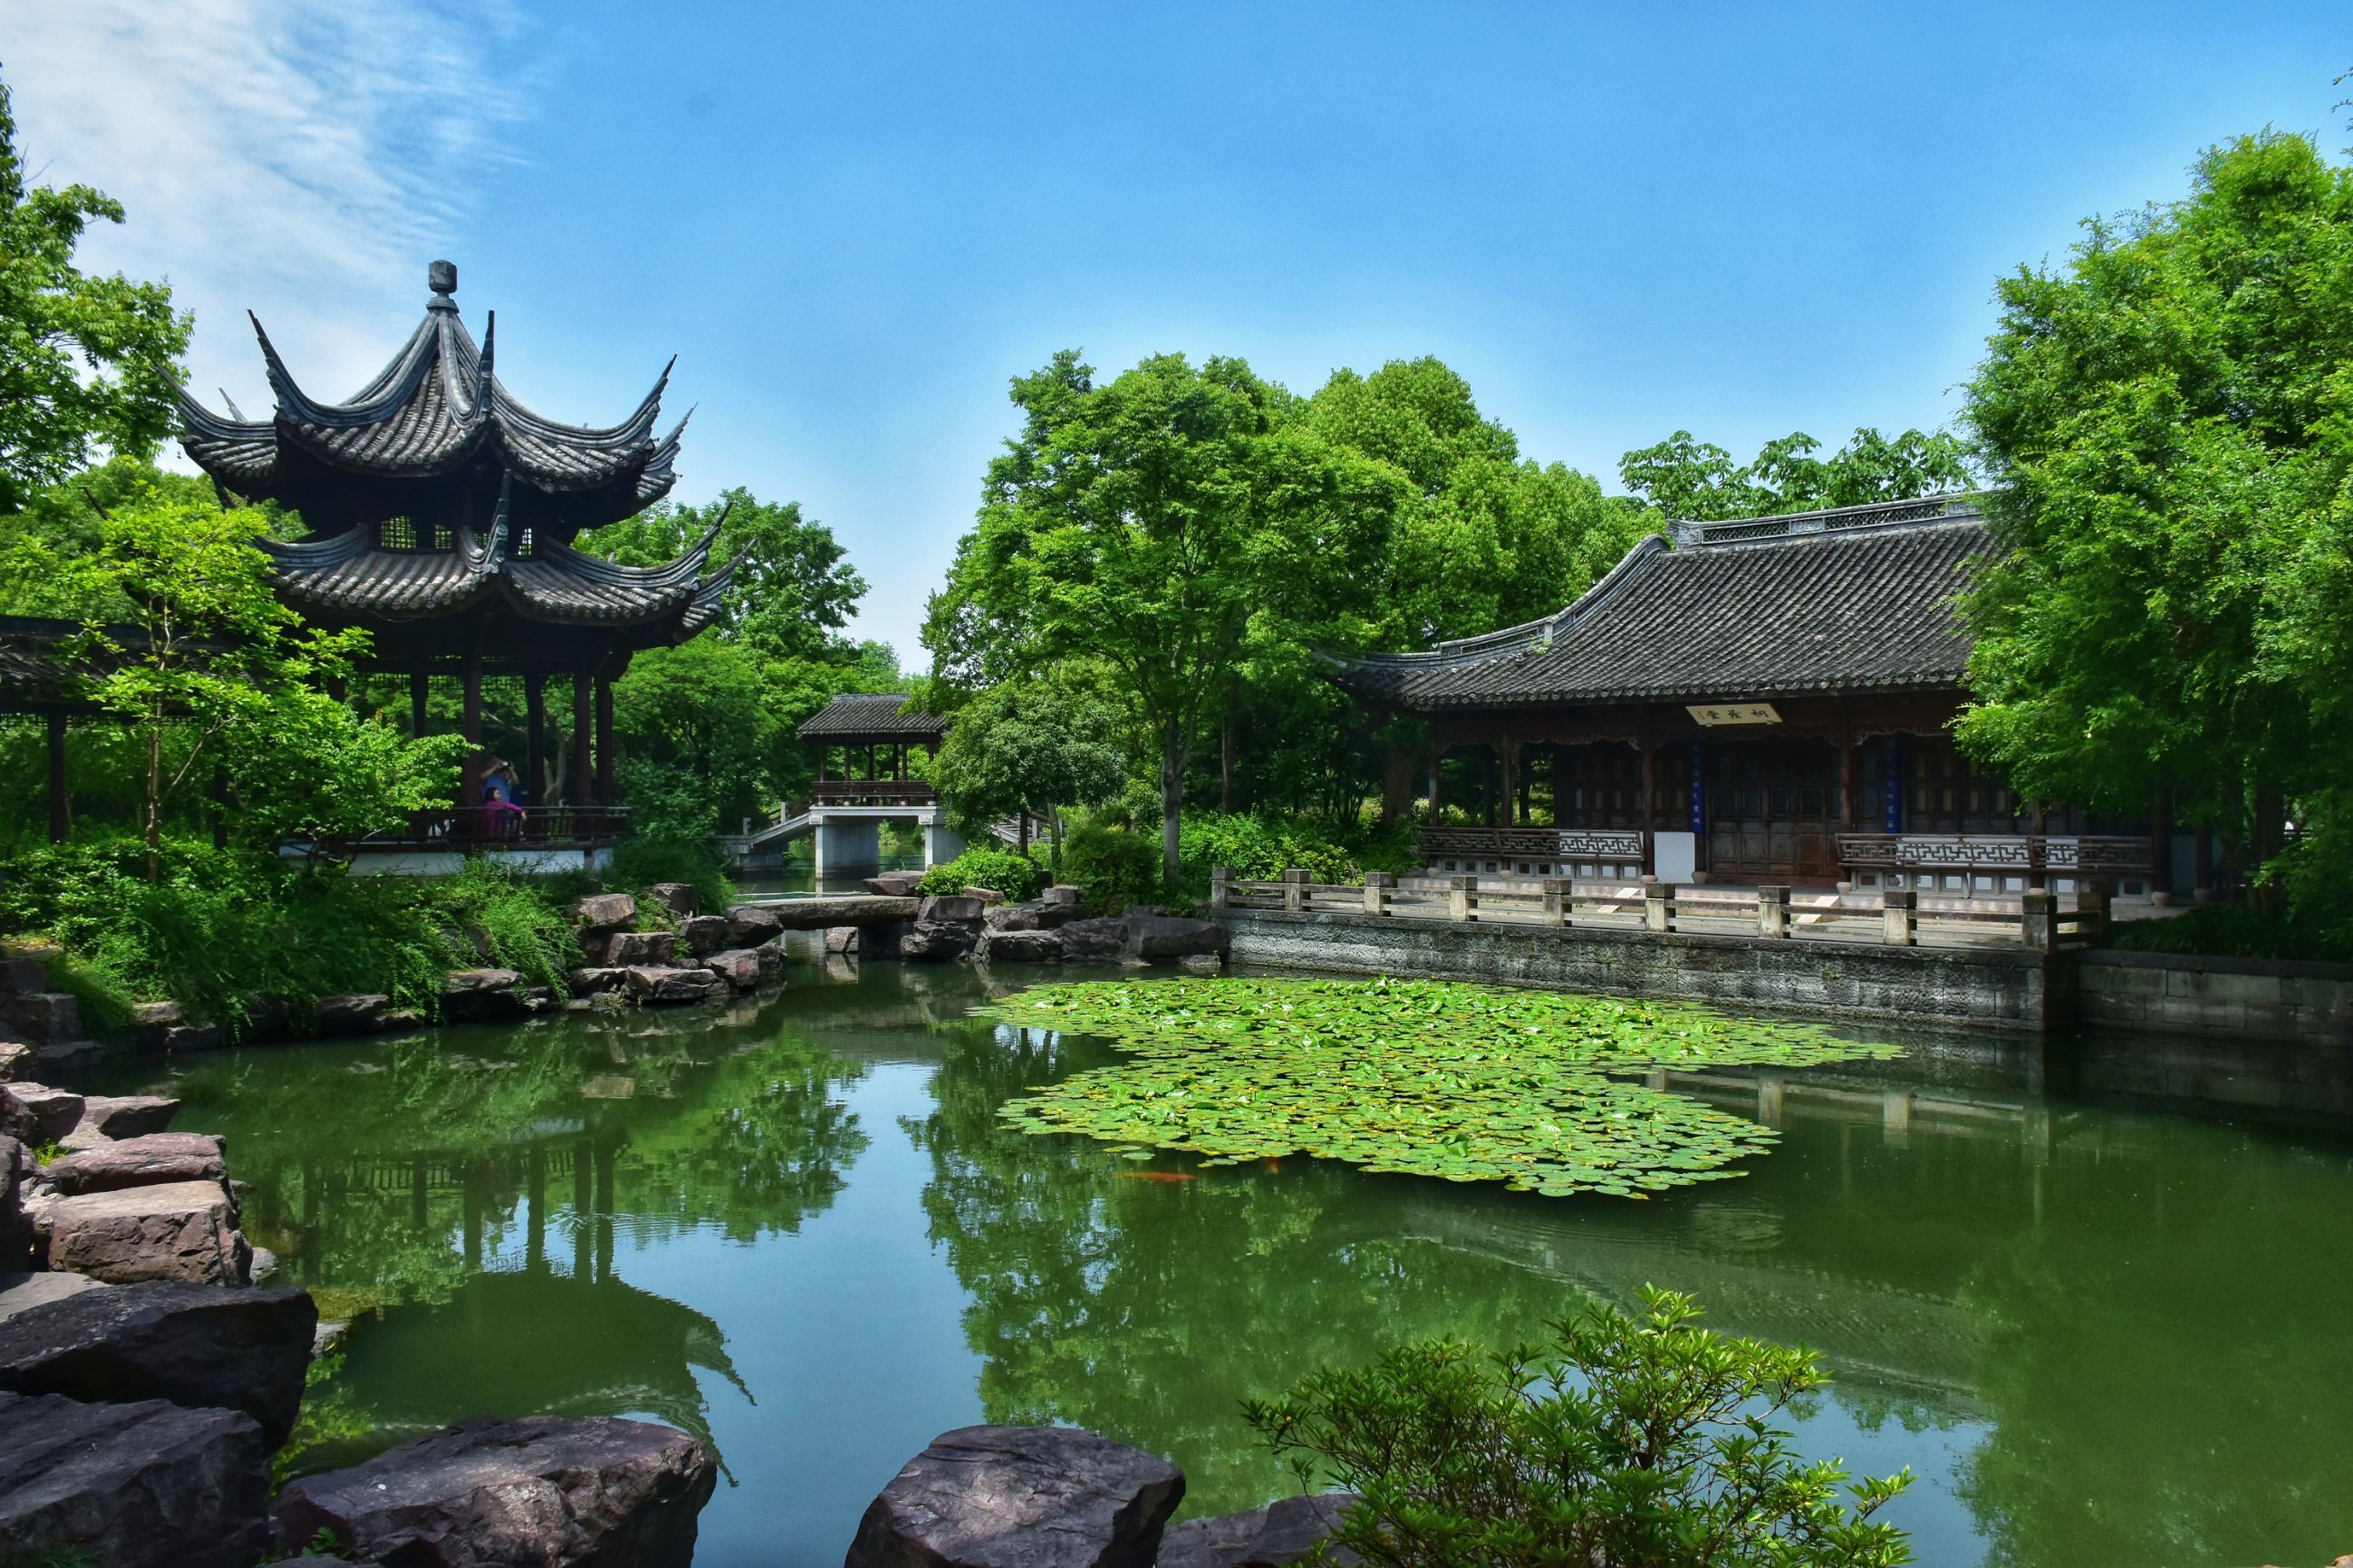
[[979, 977, 1899, 1198]]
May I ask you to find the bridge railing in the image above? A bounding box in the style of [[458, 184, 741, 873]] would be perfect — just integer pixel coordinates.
[[1210, 867, 2107, 951], [343, 805, 632, 850]]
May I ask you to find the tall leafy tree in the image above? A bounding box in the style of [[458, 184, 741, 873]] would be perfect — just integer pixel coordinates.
[[1957, 130, 2353, 900], [1618, 427, 1970, 523], [579, 486, 867, 660], [923, 664, 1130, 853], [928, 351, 1403, 880], [0, 76, 190, 514]]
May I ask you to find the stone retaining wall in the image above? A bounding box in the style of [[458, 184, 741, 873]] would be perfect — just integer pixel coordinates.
[[2073, 949, 2353, 1046], [1224, 909, 2062, 1031], [1226, 910, 2353, 1044]]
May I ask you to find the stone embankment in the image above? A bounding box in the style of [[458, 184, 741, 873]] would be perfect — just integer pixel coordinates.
[[0, 1056, 717, 1565], [845, 1423, 1355, 1568], [825, 884, 1230, 972]]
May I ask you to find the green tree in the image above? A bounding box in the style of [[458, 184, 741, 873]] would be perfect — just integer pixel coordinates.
[[927, 351, 1403, 881], [1245, 1289, 1912, 1568], [923, 665, 1129, 853], [1956, 130, 2353, 900], [1618, 428, 1970, 523], [578, 486, 867, 660], [0, 487, 461, 874], [0, 76, 190, 514]]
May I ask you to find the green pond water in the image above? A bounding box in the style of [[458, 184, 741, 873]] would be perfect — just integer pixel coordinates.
[[119, 957, 2353, 1567]]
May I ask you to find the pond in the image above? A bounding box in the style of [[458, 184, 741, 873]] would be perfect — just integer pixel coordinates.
[[121, 957, 2353, 1568]]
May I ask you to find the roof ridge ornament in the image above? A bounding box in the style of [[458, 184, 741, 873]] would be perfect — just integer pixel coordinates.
[[427, 259, 458, 313]]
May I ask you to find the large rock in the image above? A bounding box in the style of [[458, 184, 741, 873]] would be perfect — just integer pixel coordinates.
[[900, 923, 977, 963], [1041, 885, 1084, 908], [679, 914, 733, 957], [726, 904, 785, 947], [441, 969, 525, 1023], [844, 1424, 1184, 1568], [623, 967, 728, 1005], [0, 1140, 31, 1273], [646, 882, 699, 917], [751, 942, 786, 985], [825, 926, 863, 956], [76, 1093, 180, 1140], [702, 949, 762, 990], [566, 967, 631, 996], [1157, 1496, 1360, 1568], [313, 994, 391, 1036], [764, 896, 921, 930], [571, 892, 638, 935], [1124, 917, 1230, 963], [0, 1269, 107, 1326], [0, 1043, 26, 1082], [43, 1180, 250, 1285], [0, 1390, 270, 1568], [0, 954, 49, 994], [45, 1133, 227, 1196], [864, 871, 925, 897], [917, 895, 987, 926], [1058, 919, 1131, 963], [0, 991, 80, 1044], [0, 1083, 85, 1146], [602, 929, 679, 967], [0, 1281, 316, 1447], [274, 1415, 715, 1568], [977, 929, 1064, 964]]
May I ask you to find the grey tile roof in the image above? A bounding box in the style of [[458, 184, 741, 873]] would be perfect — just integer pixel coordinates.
[[1335, 498, 1989, 711], [178, 265, 681, 524], [259, 509, 740, 632], [796, 693, 949, 740]]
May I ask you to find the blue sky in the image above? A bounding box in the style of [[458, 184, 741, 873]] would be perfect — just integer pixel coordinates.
[[9, 2, 2348, 664]]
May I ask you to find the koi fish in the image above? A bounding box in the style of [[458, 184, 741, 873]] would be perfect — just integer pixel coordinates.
[[1115, 1170, 1200, 1183]]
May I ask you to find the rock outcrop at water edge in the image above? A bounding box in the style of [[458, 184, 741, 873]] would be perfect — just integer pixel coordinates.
[[844, 1423, 1184, 1568], [0, 1389, 272, 1568], [1157, 1494, 1361, 1568], [0, 1279, 317, 1446], [273, 1414, 717, 1568]]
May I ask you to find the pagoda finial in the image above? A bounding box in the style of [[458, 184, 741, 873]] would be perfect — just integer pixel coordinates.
[[428, 259, 458, 313]]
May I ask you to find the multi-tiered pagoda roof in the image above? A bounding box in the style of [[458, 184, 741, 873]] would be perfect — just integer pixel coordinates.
[[177, 261, 734, 670]]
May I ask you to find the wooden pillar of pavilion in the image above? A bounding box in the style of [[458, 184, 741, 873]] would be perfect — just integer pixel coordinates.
[[1500, 738, 1520, 828], [525, 674, 546, 807], [461, 651, 485, 809], [1428, 746, 1443, 822], [572, 669, 593, 807], [46, 711, 68, 843], [594, 676, 615, 806], [1637, 720, 1655, 876]]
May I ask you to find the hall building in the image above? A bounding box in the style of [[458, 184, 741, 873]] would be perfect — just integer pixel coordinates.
[[1332, 495, 2193, 899]]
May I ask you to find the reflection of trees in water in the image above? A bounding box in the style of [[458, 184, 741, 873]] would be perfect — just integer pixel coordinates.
[[1951, 1116, 2353, 1568], [182, 1005, 873, 1471], [903, 1022, 1597, 1515]]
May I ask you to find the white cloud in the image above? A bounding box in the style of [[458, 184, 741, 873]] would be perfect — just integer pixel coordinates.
[[3, 0, 533, 414]]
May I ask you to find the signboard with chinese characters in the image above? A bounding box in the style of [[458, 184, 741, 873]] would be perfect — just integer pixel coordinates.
[[1684, 702, 1781, 726]]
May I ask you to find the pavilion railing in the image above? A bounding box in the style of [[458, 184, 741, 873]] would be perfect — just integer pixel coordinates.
[[347, 805, 633, 850], [1837, 833, 2155, 880], [810, 781, 937, 808], [1211, 867, 2107, 952], [1413, 826, 1646, 876]]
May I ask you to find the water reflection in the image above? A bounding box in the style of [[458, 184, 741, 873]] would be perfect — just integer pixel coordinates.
[[136, 963, 2353, 1568]]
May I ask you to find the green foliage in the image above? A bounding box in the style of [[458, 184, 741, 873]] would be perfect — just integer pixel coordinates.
[[0, 75, 190, 514], [1178, 813, 1366, 887], [1957, 130, 2353, 909], [2107, 904, 2353, 965], [577, 486, 867, 661], [1618, 428, 1971, 523], [0, 839, 582, 1030], [0, 482, 464, 865], [1242, 1287, 1912, 1568], [927, 349, 1407, 880], [1056, 821, 1167, 907], [917, 847, 1047, 901], [606, 831, 738, 915], [984, 978, 1897, 1198], [924, 666, 1129, 833]]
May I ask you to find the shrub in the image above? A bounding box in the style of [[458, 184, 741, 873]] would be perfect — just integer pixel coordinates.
[[2107, 903, 2353, 965], [606, 832, 737, 913], [916, 846, 1046, 901], [1244, 1286, 1913, 1568], [1058, 822, 1163, 906]]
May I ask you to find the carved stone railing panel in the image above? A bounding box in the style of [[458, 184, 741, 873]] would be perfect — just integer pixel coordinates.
[[1837, 834, 2153, 873], [1415, 828, 1644, 862]]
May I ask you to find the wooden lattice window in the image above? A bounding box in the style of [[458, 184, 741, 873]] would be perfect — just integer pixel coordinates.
[[515, 527, 535, 559], [379, 516, 418, 550]]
